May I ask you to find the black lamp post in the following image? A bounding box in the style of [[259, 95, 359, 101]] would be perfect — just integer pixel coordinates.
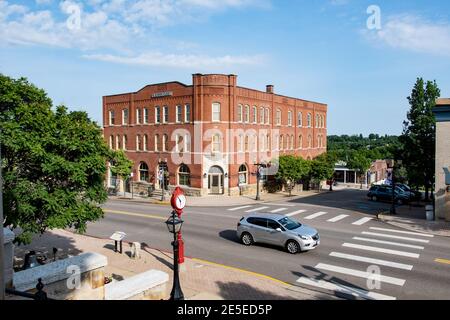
[[165, 211, 184, 300], [254, 163, 266, 201], [389, 160, 402, 215]]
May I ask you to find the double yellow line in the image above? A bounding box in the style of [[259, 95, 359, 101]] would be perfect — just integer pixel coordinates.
[[435, 258, 450, 265], [103, 209, 166, 221]]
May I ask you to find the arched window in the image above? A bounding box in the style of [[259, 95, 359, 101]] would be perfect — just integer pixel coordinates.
[[288, 111, 292, 126], [291, 135, 294, 150], [143, 134, 148, 151], [237, 104, 243, 122], [176, 105, 182, 123], [123, 135, 127, 150], [163, 106, 169, 123], [178, 164, 191, 186], [298, 112, 303, 127], [253, 106, 257, 123], [155, 134, 160, 151], [299, 135, 303, 149], [280, 135, 284, 151], [184, 134, 191, 152], [109, 135, 114, 149], [245, 135, 250, 152], [276, 109, 282, 126], [307, 113, 312, 127], [315, 114, 319, 128], [265, 108, 270, 124], [155, 106, 161, 124], [116, 135, 120, 150], [136, 135, 141, 151], [260, 107, 265, 124], [238, 164, 248, 185], [244, 105, 250, 123], [122, 109, 129, 125], [143, 108, 148, 124], [139, 162, 149, 182], [163, 134, 168, 151], [136, 108, 141, 124]]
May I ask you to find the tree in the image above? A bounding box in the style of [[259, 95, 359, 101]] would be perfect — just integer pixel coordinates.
[[399, 78, 440, 201], [347, 150, 372, 189], [310, 153, 335, 192], [275, 155, 310, 196], [0, 74, 132, 244]]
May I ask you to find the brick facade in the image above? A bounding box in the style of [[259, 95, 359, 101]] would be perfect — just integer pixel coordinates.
[[103, 74, 327, 196]]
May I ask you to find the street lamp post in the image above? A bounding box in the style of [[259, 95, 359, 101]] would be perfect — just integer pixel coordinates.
[[389, 160, 402, 215], [165, 210, 184, 300], [254, 163, 265, 201]]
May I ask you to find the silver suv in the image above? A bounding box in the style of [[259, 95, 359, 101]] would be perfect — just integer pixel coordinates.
[[236, 213, 320, 254]]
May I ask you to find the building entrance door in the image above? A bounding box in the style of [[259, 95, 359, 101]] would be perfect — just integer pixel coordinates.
[[208, 166, 224, 194]]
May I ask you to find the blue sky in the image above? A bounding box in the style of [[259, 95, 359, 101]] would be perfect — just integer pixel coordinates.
[[1, 0, 449, 135]]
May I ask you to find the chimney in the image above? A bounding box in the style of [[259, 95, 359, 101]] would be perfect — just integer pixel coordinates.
[[266, 85, 274, 94]]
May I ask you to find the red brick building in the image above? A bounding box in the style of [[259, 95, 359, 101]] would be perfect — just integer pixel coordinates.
[[103, 74, 327, 196]]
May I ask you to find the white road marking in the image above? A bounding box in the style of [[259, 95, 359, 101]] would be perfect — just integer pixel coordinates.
[[329, 252, 413, 271], [304, 211, 327, 220], [245, 206, 269, 213], [264, 203, 296, 207], [342, 243, 420, 258], [315, 263, 406, 286], [370, 227, 434, 238], [352, 217, 373, 226], [270, 208, 288, 213], [327, 214, 349, 222], [352, 237, 425, 250], [228, 205, 252, 211], [362, 232, 430, 244], [286, 210, 307, 217], [296, 277, 396, 300]]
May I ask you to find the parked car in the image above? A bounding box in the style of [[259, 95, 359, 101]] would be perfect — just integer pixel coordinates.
[[236, 213, 320, 254], [367, 185, 410, 204], [396, 184, 422, 200]]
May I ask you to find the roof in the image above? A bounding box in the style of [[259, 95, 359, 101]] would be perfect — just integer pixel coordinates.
[[244, 213, 286, 220], [436, 98, 450, 106]]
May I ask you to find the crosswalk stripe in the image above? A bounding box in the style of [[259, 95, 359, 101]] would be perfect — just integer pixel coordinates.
[[370, 227, 434, 238], [270, 208, 288, 213], [245, 206, 269, 213], [329, 252, 413, 271], [327, 214, 349, 222], [304, 211, 327, 220], [228, 205, 252, 211], [362, 232, 430, 244], [296, 277, 396, 300], [352, 217, 373, 225], [342, 243, 420, 258], [352, 237, 425, 250], [286, 210, 307, 217], [315, 263, 406, 286]]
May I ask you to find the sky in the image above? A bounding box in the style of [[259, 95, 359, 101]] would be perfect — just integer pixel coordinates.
[[1, 0, 449, 136]]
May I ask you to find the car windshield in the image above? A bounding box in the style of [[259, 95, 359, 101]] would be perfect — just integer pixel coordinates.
[[278, 217, 302, 230]]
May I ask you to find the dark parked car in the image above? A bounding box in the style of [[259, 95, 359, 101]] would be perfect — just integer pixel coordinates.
[[396, 184, 422, 201], [367, 185, 410, 204]]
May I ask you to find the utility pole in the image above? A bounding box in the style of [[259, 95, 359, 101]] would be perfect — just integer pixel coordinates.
[[0, 142, 5, 300]]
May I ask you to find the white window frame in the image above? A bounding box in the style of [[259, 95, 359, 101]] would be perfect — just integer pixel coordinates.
[[143, 108, 148, 124], [122, 109, 128, 125], [237, 105, 243, 123], [260, 107, 264, 124], [298, 112, 302, 127], [123, 135, 127, 150], [253, 106, 257, 123], [155, 106, 161, 124], [184, 134, 191, 152], [109, 110, 115, 126], [212, 102, 221, 122], [176, 105, 182, 123], [244, 105, 250, 123], [276, 109, 281, 126], [288, 111, 292, 127], [163, 106, 169, 123], [155, 134, 159, 151], [212, 134, 221, 153], [185, 104, 191, 123], [265, 108, 270, 124]]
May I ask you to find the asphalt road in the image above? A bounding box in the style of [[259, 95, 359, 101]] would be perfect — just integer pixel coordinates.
[[85, 189, 450, 300]]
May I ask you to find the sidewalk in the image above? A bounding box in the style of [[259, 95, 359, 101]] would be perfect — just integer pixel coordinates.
[[109, 189, 324, 207], [12, 230, 337, 300], [378, 205, 450, 237]]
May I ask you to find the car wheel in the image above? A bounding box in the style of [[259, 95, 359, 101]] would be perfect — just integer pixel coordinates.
[[241, 232, 254, 246], [286, 240, 300, 254]]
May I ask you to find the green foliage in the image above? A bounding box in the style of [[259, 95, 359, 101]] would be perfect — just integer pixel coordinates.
[[275, 155, 310, 183], [347, 150, 372, 174], [0, 74, 132, 244], [109, 150, 133, 178], [310, 153, 335, 183], [398, 78, 440, 197]]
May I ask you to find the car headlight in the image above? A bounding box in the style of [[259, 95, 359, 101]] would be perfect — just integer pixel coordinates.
[[299, 235, 310, 240]]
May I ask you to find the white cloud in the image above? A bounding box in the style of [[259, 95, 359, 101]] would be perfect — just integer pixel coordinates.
[[365, 14, 450, 56], [82, 52, 265, 68]]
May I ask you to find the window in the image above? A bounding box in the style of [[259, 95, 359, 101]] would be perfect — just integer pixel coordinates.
[[116, 135, 120, 150], [185, 104, 191, 122], [136, 135, 141, 151], [298, 135, 303, 149], [245, 105, 250, 123], [247, 217, 268, 228], [291, 135, 294, 150], [245, 136, 249, 152], [238, 164, 248, 185], [122, 135, 127, 150], [266, 134, 271, 151], [237, 135, 243, 152], [136, 108, 142, 124], [237, 105, 243, 122], [139, 162, 149, 182], [109, 110, 115, 125], [176, 105, 182, 123], [163, 106, 169, 123], [212, 134, 221, 153], [267, 219, 283, 231], [288, 111, 292, 127], [109, 135, 114, 149], [276, 109, 281, 126], [143, 108, 148, 124], [155, 106, 161, 124], [307, 113, 312, 127], [266, 108, 270, 124], [308, 135, 312, 148], [163, 134, 168, 151], [184, 134, 191, 152], [212, 102, 221, 122], [122, 109, 129, 125], [155, 134, 160, 151], [253, 106, 257, 123], [260, 107, 264, 124], [280, 135, 284, 150], [252, 135, 257, 152], [176, 134, 183, 152], [143, 134, 148, 151], [298, 112, 302, 127], [178, 164, 191, 186]]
